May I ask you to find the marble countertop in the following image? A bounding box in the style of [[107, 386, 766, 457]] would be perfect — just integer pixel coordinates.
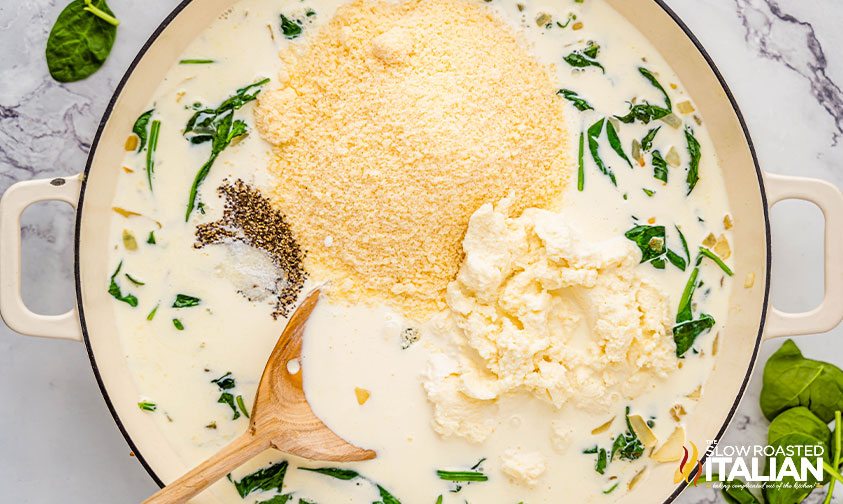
[[0, 0, 841, 502]]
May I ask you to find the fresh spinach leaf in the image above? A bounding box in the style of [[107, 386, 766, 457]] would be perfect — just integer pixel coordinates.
[[46, 0, 118, 83], [233, 461, 288, 498], [108, 261, 138, 307], [280, 14, 303, 39], [763, 432, 829, 504], [557, 88, 594, 111], [587, 118, 616, 185], [606, 120, 632, 168], [760, 340, 843, 423], [563, 42, 604, 73], [652, 150, 668, 183], [673, 314, 715, 357], [577, 131, 585, 191], [146, 119, 160, 190], [172, 294, 201, 308], [172, 318, 184, 331], [299, 467, 360, 480], [826, 410, 842, 503], [641, 126, 660, 152], [137, 401, 156, 412], [767, 406, 832, 454], [685, 125, 702, 195], [720, 477, 762, 504], [132, 110, 154, 152]]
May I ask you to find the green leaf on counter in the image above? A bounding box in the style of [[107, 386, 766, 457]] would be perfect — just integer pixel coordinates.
[[232, 461, 288, 498], [641, 126, 660, 152], [172, 294, 201, 308], [587, 118, 615, 185], [685, 126, 702, 195], [137, 401, 156, 412], [760, 340, 843, 423], [172, 318, 184, 331], [46, 0, 118, 83], [652, 150, 668, 183], [108, 261, 138, 307], [673, 314, 715, 357], [299, 467, 360, 480], [557, 88, 594, 111], [133, 110, 154, 152], [606, 120, 632, 168]]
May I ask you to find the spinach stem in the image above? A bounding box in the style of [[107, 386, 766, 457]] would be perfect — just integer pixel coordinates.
[[146, 120, 161, 190], [825, 460, 843, 484], [698, 246, 733, 276], [83, 0, 119, 26], [577, 131, 584, 191]]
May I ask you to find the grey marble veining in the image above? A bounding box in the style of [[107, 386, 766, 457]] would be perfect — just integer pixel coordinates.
[[0, 0, 841, 503]]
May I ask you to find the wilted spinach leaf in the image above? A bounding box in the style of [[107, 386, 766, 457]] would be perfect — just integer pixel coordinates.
[[172, 294, 201, 308], [638, 67, 671, 109], [132, 109, 153, 152], [280, 14, 303, 39], [557, 88, 594, 111], [563, 42, 604, 73], [615, 68, 673, 125], [233, 461, 288, 498], [212, 372, 236, 390], [641, 126, 660, 152], [587, 118, 616, 185], [606, 120, 632, 168], [611, 407, 644, 461], [673, 314, 715, 357], [256, 495, 292, 504], [46, 0, 119, 83], [760, 340, 843, 423], [107, 260, 138, 307], [652, 150, 668, 182], [299, 467, 360, 480], [685, 125, 702, 195]]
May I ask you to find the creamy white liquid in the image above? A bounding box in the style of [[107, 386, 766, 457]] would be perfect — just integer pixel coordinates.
[[108, 0, 734, 502]]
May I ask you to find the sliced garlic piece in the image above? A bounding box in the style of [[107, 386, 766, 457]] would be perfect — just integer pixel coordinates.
[[651, 426, 685, 462]]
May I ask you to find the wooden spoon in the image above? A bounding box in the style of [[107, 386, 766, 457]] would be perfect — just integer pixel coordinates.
[[143, 288, 376, 504]]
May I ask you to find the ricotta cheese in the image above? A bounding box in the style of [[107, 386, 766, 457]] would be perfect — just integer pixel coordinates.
[[424, 198, 678, 442]]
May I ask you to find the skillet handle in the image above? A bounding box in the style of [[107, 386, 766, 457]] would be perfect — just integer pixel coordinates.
[[0, 176, 83, 341], [763, 173, 843, 339]]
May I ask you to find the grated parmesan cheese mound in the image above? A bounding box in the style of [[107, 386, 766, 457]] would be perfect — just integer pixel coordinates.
[[255, 0, 570, 317]]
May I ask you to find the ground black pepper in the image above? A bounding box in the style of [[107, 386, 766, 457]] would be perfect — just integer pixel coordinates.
[[195, 179, 307, 319]]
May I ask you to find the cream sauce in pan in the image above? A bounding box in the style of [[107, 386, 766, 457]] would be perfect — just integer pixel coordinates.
[[108, 0, 734, 502]]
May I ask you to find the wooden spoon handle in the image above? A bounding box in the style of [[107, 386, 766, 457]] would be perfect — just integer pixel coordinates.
[[141, 430, 272, 504]]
